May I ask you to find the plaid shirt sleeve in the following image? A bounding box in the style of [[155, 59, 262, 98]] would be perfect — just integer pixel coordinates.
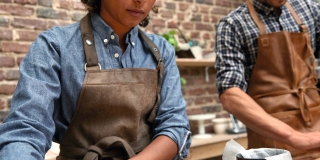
[[214, 16, 248, 95]]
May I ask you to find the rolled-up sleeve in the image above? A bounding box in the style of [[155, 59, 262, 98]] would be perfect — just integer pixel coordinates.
[[151, 40, 192, 160], [214, 17, 248, 95]]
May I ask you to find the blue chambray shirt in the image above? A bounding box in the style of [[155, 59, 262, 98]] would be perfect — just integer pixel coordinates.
[[215, 0, 320, 95], [0, 13, 191, 160]]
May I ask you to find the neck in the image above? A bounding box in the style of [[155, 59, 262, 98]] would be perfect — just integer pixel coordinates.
[[274, 7, 282, 16], [113, 28, 128, 53]]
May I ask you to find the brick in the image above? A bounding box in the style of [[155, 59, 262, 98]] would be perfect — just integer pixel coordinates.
[[37, 8, 69, 20], [181, 22, 194, 30], [150, 18, 165, 27], [0, 57, 15, 67], [38, 0, 52, 7], [0, 110, 9, 121], [16, 30, 40, 41], [47, 20, 72, 29], [177, 13, 185, 20], [0, 84, 16, 95], [196, 0, 213, 5], [14, 0, 37, 5], [12, 18, 47, 30], [0, 98, 4, 110], [202, 32, 211, 40], [186, 107, 202, 115], [0, 0, 11, 3], [184, 97, 195, 106], [196, 23, 213, 31], [0, 42, 30, 53], [190, 14, 201, 22], [210, 41, 215, 48], [165, 2, 176, 10], [167, 21, 177, 28], [188, 88, 207, 95], [211, 7, 229, 15], [233, 2, 244, 8], [199, 5, 210, 14], [0, 17, 10, 27], [58, 0, 72, 10], [0, 29, 12, 40], [7, 97, 11, 108], [179, 3, 188, 11], [216, 0, 232, 7], [73, 1, 86, 10], [161, 10, 174, 18], [211, 15, 219, 23], [0, 5, 34, 16], [71, 12, 85, 21], [213, 95, 221, 103], [202, 105, 222, 113], [203, 15, 210, 22], [0, 70, 4, 80], [207, 85, 218, 94], [6, 70, 20, 80], [190, 31, 200, 39], [189, 120, 199, 134], [17, 57, 24, 66], [195, 96, 214, 105]]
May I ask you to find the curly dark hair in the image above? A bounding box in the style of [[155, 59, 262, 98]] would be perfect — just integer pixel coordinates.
[[81, 0, 158, 27]]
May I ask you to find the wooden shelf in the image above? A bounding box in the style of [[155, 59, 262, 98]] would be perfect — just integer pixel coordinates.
[[176, 58, 215, 82], [175, 58, 215, 67]]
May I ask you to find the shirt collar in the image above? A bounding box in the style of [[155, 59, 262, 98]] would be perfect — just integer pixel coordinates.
[[90, 13, 138, 48], [252, 0, 285, 16]]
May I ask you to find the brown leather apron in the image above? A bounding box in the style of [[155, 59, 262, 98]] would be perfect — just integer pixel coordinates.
[[56, 13, 164, 160], [246, 0, 320, 159]]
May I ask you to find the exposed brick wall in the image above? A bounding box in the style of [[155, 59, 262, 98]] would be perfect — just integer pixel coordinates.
[[0, 0, 245, 132]]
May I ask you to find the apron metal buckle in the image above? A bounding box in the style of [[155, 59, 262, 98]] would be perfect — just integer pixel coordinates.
[[156, 58, 163, 70], [84, 63, 101, 71]]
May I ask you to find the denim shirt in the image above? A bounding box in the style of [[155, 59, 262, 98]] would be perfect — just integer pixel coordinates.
[[0, 13, 191, 160]]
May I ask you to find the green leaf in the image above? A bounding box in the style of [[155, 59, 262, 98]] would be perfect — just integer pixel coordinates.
[[180, 77, 187, 85]]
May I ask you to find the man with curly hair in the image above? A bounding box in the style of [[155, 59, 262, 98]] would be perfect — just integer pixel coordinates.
[[0, 0, 191, 159]]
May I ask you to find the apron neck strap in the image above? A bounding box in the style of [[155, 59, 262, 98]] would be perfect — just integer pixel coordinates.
[[246, 0, 307, 35], [80, 13, 164, 76], [80, 13, 100, 70]]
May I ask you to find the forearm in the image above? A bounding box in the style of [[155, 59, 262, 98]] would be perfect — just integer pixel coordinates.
[[220, 87, 297, 145], [0, 142, 43, 160], [129, 135, 178, 160]]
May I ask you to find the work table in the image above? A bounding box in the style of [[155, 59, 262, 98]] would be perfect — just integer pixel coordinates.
[[45, 133, 247, 160], [187, 133, 247, 160]]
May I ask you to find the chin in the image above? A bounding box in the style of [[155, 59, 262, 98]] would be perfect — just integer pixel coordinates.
[[276, 0, 287, 7]]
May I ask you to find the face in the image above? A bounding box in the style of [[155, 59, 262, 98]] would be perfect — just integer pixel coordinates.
[[100, 0, 156, 30], [260, 0, 287, 8]]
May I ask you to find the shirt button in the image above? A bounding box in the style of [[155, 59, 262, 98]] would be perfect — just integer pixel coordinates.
[[103, 39, 108, 45], [114, 53, 119, 58], [131, 42, 135, 46], [111, 35, 115, 40]]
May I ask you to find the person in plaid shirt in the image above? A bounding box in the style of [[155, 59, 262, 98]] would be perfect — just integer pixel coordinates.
[[215, 0, 320, 159]]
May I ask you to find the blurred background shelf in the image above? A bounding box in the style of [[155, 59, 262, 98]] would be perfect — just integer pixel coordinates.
[[176, 58, 215, 67]]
